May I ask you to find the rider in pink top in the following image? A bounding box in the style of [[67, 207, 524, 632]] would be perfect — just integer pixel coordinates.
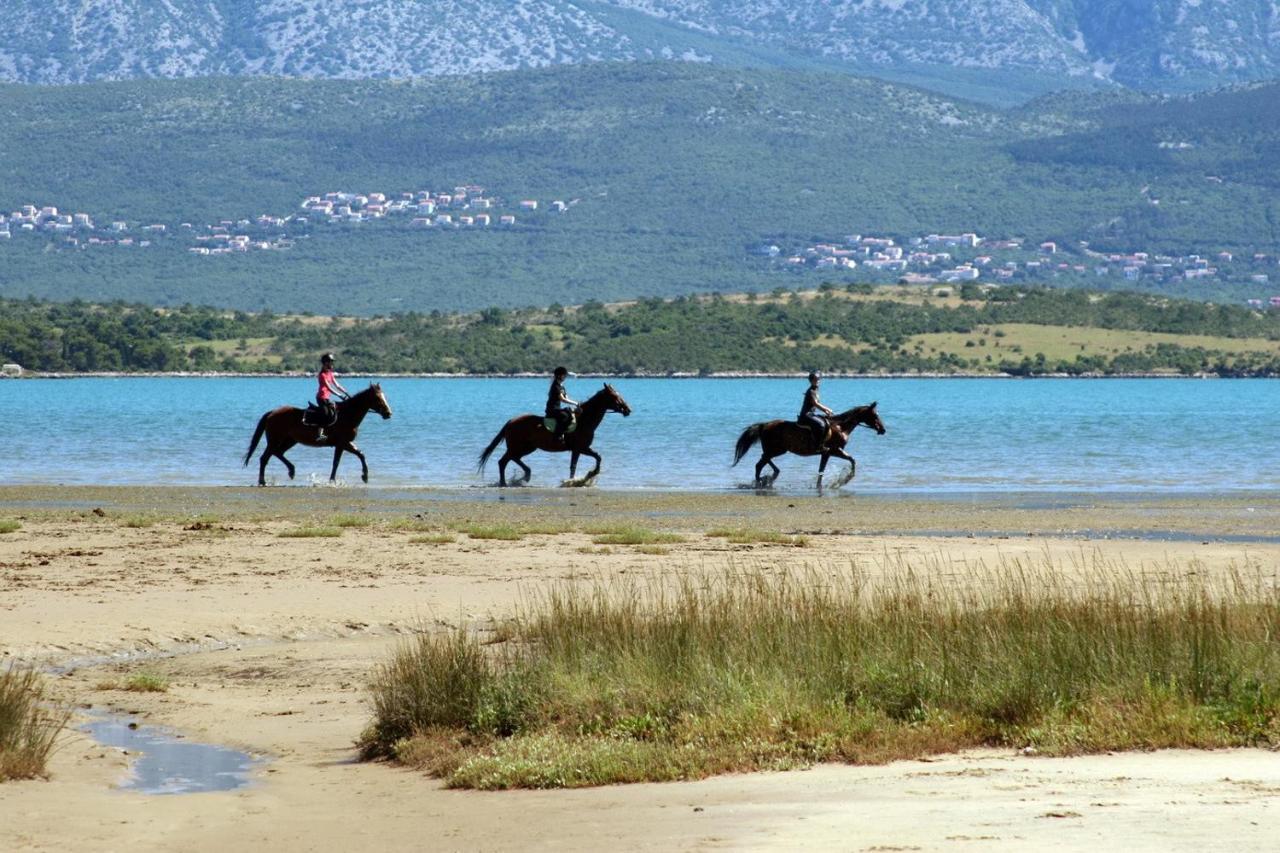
[[314, 352, 350, 441]]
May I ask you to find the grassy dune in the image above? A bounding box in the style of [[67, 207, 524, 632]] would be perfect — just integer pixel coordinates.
[[361, 554, 1280, 789], [0, 667, 67, 781]]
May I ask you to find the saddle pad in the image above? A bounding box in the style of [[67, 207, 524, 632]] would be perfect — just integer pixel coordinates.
[[543, 417, 577, 433]]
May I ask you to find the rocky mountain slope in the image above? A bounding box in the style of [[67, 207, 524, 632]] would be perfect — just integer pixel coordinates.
[[1, 0, 1276, 96]]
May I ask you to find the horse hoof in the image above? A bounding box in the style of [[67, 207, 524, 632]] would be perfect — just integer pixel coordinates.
[[362, 475, 369, 484]]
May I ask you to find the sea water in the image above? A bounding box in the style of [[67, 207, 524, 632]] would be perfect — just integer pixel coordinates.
[[1, 377, 1276, 493]]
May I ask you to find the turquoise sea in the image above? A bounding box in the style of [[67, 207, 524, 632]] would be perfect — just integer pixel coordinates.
[[1, 377, 1277, 493]]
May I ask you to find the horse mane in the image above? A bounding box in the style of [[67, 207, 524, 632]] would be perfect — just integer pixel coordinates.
[[338, 383, 380, 408]]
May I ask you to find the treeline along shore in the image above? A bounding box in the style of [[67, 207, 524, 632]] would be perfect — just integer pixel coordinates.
[[3, 283, 1279, 377]]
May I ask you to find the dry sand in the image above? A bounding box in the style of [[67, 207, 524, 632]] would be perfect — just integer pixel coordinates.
[[1, 486, 1277, 851]]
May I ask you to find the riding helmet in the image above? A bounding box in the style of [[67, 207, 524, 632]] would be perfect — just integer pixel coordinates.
[[808, 371, 820, 381], [321, 352, 335, 364], [554, 366, 568, 377]]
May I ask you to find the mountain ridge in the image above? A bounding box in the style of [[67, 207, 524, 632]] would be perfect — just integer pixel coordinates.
[[2, 0, 1277, 100]]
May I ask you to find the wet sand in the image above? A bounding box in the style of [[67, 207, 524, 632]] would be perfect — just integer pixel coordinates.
[[1, 486, 1277, 851]]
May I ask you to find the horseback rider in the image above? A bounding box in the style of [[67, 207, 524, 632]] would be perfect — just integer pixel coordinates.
[[798, 371, 843, 451], [313, 352, 350, 442], [546, 366, 578, 444]]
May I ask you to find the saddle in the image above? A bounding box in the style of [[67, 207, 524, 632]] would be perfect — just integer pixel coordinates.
[[543, 414, 578, 434], [803, 417, 844, 452], [302, 402, 338, 428]]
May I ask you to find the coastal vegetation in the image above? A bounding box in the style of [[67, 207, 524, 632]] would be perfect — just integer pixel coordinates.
[[0, 667, 67, 781], [360, 555, 1280, 789], [2, 286, 1278, 376]]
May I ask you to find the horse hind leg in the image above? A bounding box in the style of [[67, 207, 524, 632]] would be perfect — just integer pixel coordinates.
[[755, 454, 780, 488], [498, 452, 530, 486], [277, 447, 297, 481]]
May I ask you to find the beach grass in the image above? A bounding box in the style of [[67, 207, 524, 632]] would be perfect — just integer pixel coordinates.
[[0, 519, 20, 534], [0, 666, 68, 781], [410, 534, 456, 545], [588, 527, 684, 546], [360, 553, 1280, 789], [706, 528, 809, 547], [121, 515, 155, 529], [278, 526, 344, 539], [122, 672, 169, 693]]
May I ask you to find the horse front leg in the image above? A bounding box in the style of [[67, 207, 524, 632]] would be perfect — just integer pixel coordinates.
[[343, 442, 369, 483], [329, 446, 344, 481], [580, 448, 601, 480], [829, 448, 856, 478], [570, 451, 580, 479]]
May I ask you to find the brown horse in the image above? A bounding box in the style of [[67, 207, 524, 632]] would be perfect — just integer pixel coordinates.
[[732, 402, 886, 487], [244, 384, 392, 486], [478, 384, 632, 486]]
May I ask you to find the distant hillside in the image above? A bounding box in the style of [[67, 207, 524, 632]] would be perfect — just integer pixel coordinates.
[[2, 0, 1278, 99], [3, 286, 1278, 377], [1, 66, 1278, 314]]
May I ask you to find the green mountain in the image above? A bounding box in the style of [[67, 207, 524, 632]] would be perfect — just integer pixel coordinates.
[[1, 65, 1278, 314]]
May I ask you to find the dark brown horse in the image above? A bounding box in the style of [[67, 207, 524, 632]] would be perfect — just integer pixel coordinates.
[[244, 384, 392, 486], [733, 403, 886, 487], [478, 384, 632, 486]]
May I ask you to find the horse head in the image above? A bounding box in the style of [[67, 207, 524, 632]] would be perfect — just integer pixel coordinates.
[[361, 383, 393, 420], [601, 383, 632, 417], [835, 401, 885, 435], [859, 401, 886, 435]]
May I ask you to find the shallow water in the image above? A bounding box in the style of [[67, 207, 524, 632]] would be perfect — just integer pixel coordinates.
[[2, 377, 1277, 492], [81, 712, 259, 795]]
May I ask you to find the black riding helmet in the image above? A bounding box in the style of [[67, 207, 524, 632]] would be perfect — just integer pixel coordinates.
[[554, 366, 568, 378], [321, 352, 335, 365]]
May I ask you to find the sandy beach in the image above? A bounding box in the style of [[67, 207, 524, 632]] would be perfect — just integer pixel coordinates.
[[2, 486, 1277, 851]]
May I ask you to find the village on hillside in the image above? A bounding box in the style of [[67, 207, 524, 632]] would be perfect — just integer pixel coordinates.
[[0, 185, 579, 257], [763, 232, 1280, 307]]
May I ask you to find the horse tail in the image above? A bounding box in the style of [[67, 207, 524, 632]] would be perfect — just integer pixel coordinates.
[[477, 422, 507, 472], [244, 411, 270, 466], [733, 423, 766, 466]]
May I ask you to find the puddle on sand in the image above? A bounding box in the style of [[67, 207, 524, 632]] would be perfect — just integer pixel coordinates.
[[82, 712, 260, 795]]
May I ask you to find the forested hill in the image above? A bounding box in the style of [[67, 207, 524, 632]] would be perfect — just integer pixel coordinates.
[[2, 67, 1279, 315], [3, 286, 1278, 377]]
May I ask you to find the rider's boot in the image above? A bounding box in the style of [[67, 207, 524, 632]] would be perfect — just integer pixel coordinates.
[[315, 428, 326, 443]]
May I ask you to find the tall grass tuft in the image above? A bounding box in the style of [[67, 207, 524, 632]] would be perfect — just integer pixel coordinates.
[[361, 553, 1280, 789], [0, 519, 21, 534], [1, 666, 68, 781]]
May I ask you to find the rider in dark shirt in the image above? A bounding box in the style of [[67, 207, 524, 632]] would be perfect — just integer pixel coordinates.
[[798, 371, 836, 449], [546, 366, 578, 443]]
